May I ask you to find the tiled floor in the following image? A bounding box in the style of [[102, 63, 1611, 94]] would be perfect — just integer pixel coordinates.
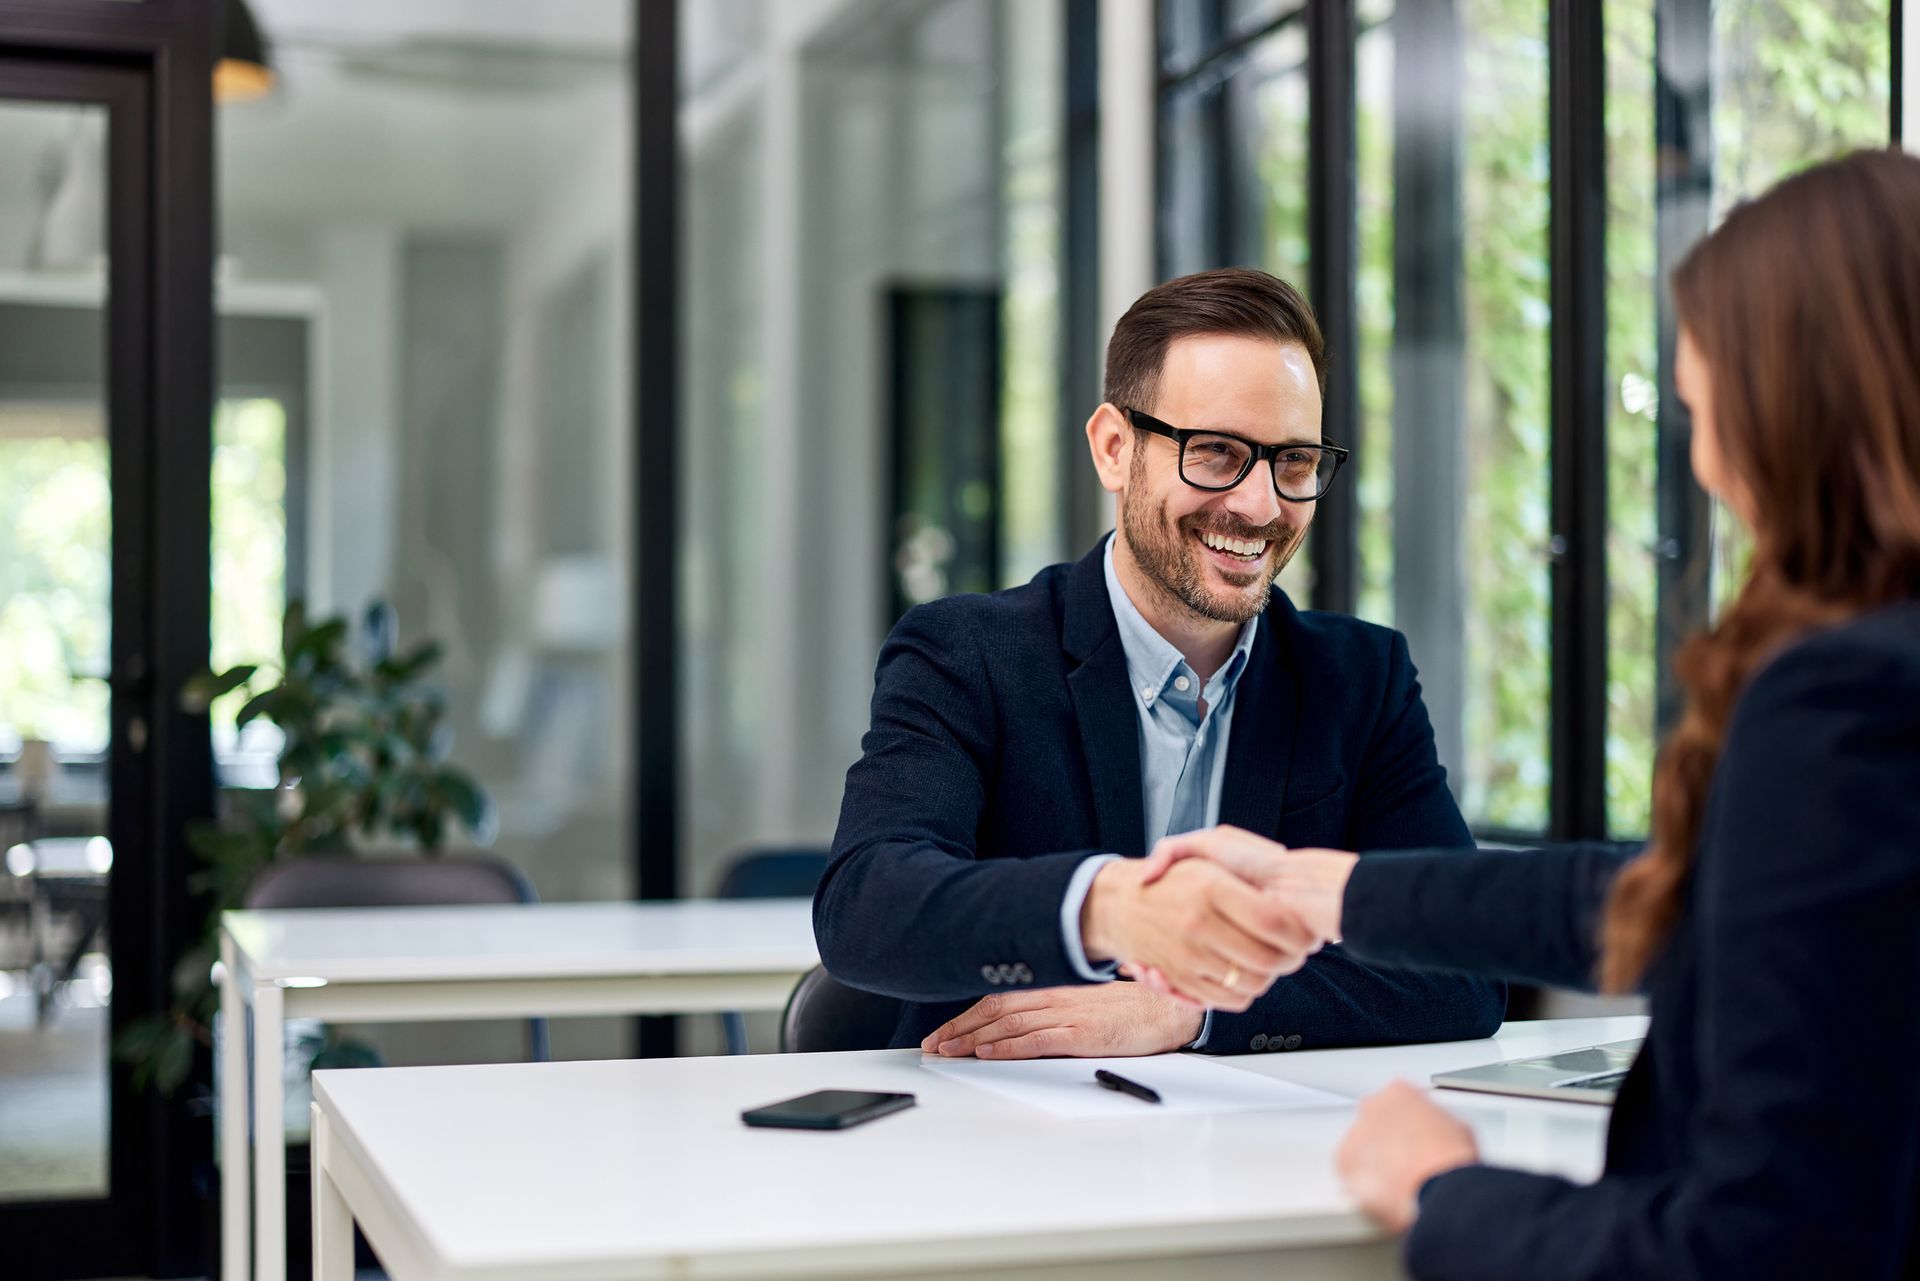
[[0, 958, 110, 1201]]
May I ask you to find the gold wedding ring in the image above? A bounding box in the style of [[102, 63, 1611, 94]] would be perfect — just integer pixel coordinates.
[[1223, 964, 1241, 991]]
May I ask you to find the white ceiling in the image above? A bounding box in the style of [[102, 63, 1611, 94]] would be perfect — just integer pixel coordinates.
[[0, 2, 648, 283], [220, 0, 632, 238], [248, 0, 631, 56]]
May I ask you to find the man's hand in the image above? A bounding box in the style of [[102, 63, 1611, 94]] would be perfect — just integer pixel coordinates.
[[918, 984, 1206, 1059], [1138, 826, 1356, 941], [1335, 1079, 1480, 1233], [1079, 854, 1320, 1011], [1121, 828, 1358, 1006]]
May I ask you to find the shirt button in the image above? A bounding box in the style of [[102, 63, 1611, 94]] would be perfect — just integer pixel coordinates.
[[1141, 688, 1155, 703], [1173, 675, 1191, 692]]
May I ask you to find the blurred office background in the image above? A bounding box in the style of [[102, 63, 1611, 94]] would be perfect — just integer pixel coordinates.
[[0, 0, 1907, 1274]]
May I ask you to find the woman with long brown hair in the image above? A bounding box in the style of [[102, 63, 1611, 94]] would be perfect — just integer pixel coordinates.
[[1130, 147, 1920, 1277]]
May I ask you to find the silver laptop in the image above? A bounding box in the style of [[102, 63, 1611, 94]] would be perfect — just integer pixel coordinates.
[[1431, 1039, 1643, 1105]]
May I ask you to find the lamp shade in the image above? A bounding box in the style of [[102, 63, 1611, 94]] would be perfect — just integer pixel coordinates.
[[215, 0, 275, 104]]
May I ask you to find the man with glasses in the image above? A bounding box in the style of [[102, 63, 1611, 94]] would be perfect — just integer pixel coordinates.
[[816, 268, 1503, 1057]]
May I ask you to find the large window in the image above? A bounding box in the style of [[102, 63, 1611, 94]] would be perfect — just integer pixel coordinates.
[[216, 4, 638, 1064], [678, 0, 1073, 907], [1160, 0, 1899, 840], [1157, 5, 1316, 600], [1601, 0, 1895, 836]]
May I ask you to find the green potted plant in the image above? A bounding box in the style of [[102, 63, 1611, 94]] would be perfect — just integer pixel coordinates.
[[116, 600, 492, 1093]]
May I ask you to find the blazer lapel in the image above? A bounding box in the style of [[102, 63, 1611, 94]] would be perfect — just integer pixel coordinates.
[[1062, 541, 1147, 859], [1219, 610, 1297, 840]]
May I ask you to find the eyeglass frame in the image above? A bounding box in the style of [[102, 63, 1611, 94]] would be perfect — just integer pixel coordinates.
[[1120, 407, 1351, 502]]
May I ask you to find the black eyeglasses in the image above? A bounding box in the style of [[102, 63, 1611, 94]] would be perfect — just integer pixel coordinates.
[[1122, 407, 1349, 502]]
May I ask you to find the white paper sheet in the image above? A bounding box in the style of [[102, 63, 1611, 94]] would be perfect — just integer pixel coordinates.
[[919, 1053, 1351, 1119]]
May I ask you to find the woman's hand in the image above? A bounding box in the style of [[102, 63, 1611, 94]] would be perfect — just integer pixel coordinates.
[[1335, 1080, 1480, 1234], [1121, 827, 1357, 1005]]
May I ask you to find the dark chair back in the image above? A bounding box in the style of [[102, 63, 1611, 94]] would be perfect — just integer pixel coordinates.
[[0, 799, 39, 851], [780, 964, 905, 1054], [243, 854, 539, 910], [713, 848, 830, 901], [243, 854, 549, 1060], [715, 848, 831, 1053]]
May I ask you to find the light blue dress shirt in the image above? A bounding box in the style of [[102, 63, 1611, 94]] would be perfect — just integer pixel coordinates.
[[1056, 533, 1260, 1046]]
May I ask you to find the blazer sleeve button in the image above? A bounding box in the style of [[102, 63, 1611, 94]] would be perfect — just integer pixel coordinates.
[[1283, 1034, 1302, 1050], [1249, 1034, 1269, 1051], [981, 964, 1000, 984]]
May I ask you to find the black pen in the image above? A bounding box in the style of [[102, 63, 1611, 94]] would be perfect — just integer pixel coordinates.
[[1095, 1068, 1163, 1104]]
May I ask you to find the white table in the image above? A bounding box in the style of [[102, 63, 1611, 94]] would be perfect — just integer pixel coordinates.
[[309, 1014, 1647, 1281], [219, 898, 820, 1281]]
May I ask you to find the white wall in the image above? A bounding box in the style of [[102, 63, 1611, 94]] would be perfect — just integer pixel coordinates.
[[309, 226, 399, 620]]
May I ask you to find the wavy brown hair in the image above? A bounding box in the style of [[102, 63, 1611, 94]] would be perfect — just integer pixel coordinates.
[[1598, 149, 1920, 993]]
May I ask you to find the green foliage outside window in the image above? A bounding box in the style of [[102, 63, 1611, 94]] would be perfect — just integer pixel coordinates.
[[0, 434, 111, 750], [1603, 0, 1891, 836], [1603, 1, 1661, 838], [1458, 0, 1553, 830], [210, 398, 290, 739], [1335, 0, 1891, 836]]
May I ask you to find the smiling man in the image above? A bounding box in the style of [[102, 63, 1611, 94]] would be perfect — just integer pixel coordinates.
[[815, 268, 1504, 1057]]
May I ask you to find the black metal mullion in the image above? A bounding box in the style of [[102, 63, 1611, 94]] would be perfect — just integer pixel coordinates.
[[1893, 0, 1904, 147], [145, 18, 218, 1271], [1652, 0, 1712, 745], [633, 0, 679, 1057], [1548, 0, 1609, 842], [1063, 0, 1103, 550], [1208, 69, 1239, 265], [1159, 5, 1304, 91], [1389, 0, 1466, 790], [1306, 0, 1357, 615]]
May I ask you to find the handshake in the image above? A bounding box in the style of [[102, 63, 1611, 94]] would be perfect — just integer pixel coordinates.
[[1081, 826, 1360, 1011]]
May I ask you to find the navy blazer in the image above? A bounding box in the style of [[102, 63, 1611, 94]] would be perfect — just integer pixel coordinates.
[[817, 539, 1506, 1052], [1340, 603, 1920, 1280]]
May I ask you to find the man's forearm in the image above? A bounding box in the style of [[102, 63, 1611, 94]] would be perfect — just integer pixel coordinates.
[[813, 840, 1107, 1001]]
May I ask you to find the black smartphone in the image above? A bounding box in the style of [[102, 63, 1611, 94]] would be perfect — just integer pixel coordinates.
[[740, 1089, 916, 1131]]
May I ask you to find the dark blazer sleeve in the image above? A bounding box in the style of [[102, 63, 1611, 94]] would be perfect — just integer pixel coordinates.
[[1405, 632, 1920, 1281], [1198, 632, 1509, 1052], [815, 600, 1106, 1002], [1341, 842, 1636, 992]]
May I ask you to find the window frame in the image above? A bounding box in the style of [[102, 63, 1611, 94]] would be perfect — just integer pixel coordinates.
[[1153, 0, 1904, 843]]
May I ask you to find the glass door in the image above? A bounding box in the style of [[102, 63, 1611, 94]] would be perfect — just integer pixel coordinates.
[[0, 56, 173, 1280]]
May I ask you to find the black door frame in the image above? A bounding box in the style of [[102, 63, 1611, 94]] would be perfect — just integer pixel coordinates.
[[0, 3, 214, 1278]]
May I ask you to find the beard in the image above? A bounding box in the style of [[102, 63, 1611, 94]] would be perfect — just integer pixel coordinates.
[[1120, 455, 1307, 625]]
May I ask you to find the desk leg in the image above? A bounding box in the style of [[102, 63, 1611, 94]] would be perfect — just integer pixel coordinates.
[[310, 1103, 353, 1281], [219, 935, 251, 1281], [252, 980, 287, 1281]]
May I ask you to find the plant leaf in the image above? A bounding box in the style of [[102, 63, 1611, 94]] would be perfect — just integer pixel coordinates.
[[180, 665, 257, 713]]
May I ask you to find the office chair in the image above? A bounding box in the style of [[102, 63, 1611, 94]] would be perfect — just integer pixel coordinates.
[[714, 846, 830, 1053], [0, 801, 39, 966], [780, 964, 904, 1054], [243, 854, 551, 1061]]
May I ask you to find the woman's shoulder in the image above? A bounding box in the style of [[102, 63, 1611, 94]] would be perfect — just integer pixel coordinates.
[[1704, 603, 1920, 897], [1738, 601, 1920, 727]]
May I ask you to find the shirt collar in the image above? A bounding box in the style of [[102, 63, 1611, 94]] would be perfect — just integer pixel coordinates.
[[1102, 532, 1258, 708]]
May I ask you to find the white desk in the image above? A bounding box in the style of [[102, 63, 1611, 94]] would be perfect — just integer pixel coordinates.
[[310, 1014, 1646, 1281], [219, 898, 820, 1281]]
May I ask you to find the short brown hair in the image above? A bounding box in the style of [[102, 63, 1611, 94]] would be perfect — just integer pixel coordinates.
[[1103, 267, 1327, 411]]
